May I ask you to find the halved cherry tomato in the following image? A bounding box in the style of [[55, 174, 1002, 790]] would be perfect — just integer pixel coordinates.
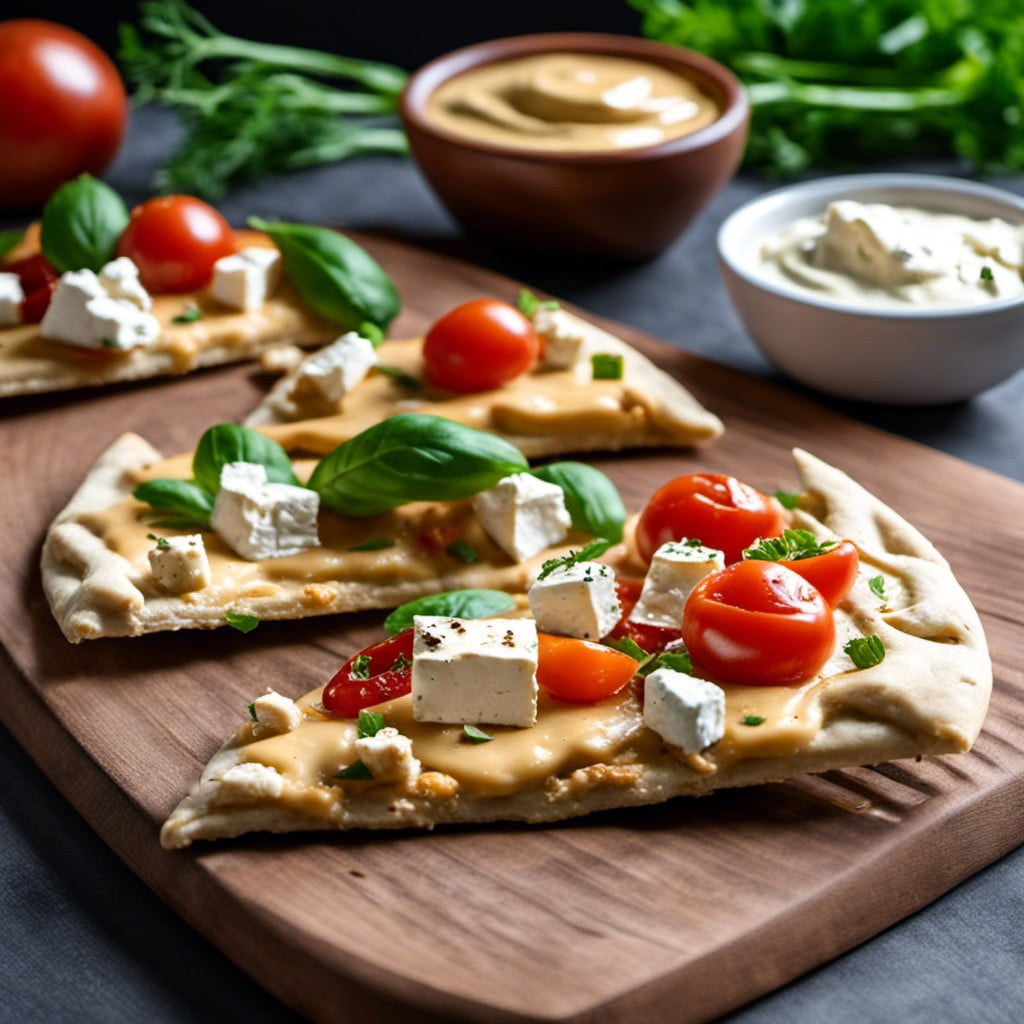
[[322, 629, 414, 717], [423, 298, 541, 393], [116, 195, 235, 293], [607, 578, 683, 653], [777, 539, 859, 609], [3, 253, 58, 323], [636, 473, 785, 566], [682, 560, 835, 687], [536, 633, 637, 704]]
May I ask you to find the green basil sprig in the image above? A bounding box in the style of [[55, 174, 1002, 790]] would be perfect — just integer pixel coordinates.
[[249, 217, 400, 331], [308, 414, 528, 517], [0, 229, 24, 264], [531, 462, 626, 543], [383, 589, 517, 636], [40, 174, 129, 273], [134, 478, 215, 527]]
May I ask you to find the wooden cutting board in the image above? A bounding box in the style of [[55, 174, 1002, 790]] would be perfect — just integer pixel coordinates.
[[1, 235, 1021, 1024]]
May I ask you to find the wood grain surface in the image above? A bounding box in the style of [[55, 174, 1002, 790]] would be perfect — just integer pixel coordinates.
[[1, 235, 1021, 1024]]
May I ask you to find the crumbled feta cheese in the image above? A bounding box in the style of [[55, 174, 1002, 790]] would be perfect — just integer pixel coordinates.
[[291, 332, 377, 405], [473, 472, 570, 562], [98, 257, 152, 310], [643, 668, 725, 754], [533, 306, 585, 369], [355, 727, 421, 785], [211, 461, 320, 561], [40, 264, 160, 350], [629, 540, 724, 630], [0, 272, 25, 327], [214, 762, 285, 803], [147, 533, 211, 594], [210, 246, 281, 311], [251, 691, 302, 735], [528, 560, 621, 640], [412, 615, 539, 727]]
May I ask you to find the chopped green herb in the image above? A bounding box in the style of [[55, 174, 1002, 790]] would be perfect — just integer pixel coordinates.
[[744, 528, 837, 562], [463, 724, 494, 743], [606, 636, 648, 663], [651, 650, 693, 676], [248, 702, 259, 723], [389, 654, 412, 672], [980, 265, 995, 282], [147, 532, 171, 551], [351, 654, 372, 679], [357, 709, 386, 738], [774, 489, 801, 510], [348, 535, 395, 551], [172, 306, 203, 324], [359, 321, 384, 346], [99, 338, 120, 349], [375, 364, 420, 389], [868, 575, 888, 601], [447, 540, 479, 564], [844, 635, 886, 669], [224, 610, 259, 633], [517, 289, 559, 318], [0, 228, 24, 263], [335, 761, 372, 780], [537, 538, 612, 581], [741, 714, 766, 727], [591, 353, 624, 381]]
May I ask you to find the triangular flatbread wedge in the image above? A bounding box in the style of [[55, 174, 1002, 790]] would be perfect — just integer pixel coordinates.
[[160, 450, 991, 848], [246, 306, 723, 458]]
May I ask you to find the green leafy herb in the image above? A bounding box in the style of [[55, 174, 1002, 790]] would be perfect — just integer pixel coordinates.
[[249, 217, 400, 332], [744, 528, 837, 562], [463, 724, 494, 743], [335, 761, 373, 780], [40, 174, 129, 273], [868, 575, 888, 601], [651, 650, 693, 676], [531, 462, 626, 543], [357, 709, 386, 738], [0, 229, 24, 263], [191, 423, 300, 495], [133, 478, 215, 528], [517, 289, 559, 318], [147, 533, 171, 551], [741, 714, 766, 727], [980, 265, 995, 282], [383, 589, 517, 636], [591, 353, 624, 381], [375, 364, 421, 390], [308, 414, 528, 517], [118, 0, 408, 200], [844, 635, 886, 669], [447, 540, 479, 564], [348, 535, 395, 552], [537, 538, 612, 581], [358, 321, 384, 346], [606, 636, 649, 663], [172, 307, 203, 324], [224, 610, 260, 633], [350, 654, 372, 680], [248, 702, 259, 723], [774, 489, 801, 510], [390, 654, 412, 672]]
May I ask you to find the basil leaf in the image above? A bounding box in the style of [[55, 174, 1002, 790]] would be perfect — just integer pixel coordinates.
[[531, 462, 626, 543], [224, 610, 260, 633], [383, 589, 516, 636], [335, 761, 372, 780], [446, 540, 479, 564], [192, 423, 299, 495], [652, 651, 693, 676], [309, 414, 528, 517], [606, 636, 647, 663], [0, 229, 24, 264], [172, 307, 203, 324], [844, 635, 885, 669], [248, 702, 259, 722], [348, 535, 395, 551], [40, 174, 129, 273], [517, 289, 558, 317], [774, 489, 800, 510], [357, 709, 386, 738], [463, 724, 494, 743], [133, 479, 214, 527], [249, 217, 400, 330]]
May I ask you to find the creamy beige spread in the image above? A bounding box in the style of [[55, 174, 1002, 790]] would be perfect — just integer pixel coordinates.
[[758, 200, 1024, 308], [425, 53, 719, 153]]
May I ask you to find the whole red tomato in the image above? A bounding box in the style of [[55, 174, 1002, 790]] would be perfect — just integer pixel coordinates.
[[423, 299, 541, 392], [682, 560, 835, 687], [0, 21, 126, 209], [117, 196, 236, 293]]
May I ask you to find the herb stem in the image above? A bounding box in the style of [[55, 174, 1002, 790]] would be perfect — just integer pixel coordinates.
[[747, 79, 966, 112]]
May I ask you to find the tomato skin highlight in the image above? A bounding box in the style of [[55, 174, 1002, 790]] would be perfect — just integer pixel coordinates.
[[683, 560, 835, 687], [0, 21, 126, 209], [423, 299, 541, 393], [636, 473, 785, 565], [536, 633, 637, 704], [117, 195, 236, 293], [322, 629, 414, 717], [779, 540, 859, 609]]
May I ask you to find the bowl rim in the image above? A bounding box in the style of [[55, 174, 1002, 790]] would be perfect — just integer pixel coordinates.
[[717, 173, 1024, 320], [400, 32, 748, 165]]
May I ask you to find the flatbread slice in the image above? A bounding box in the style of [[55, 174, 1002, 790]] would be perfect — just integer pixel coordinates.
[[160, 449, 992, 847], [246, 306, 723, 458], [0, 230, 333, 398]]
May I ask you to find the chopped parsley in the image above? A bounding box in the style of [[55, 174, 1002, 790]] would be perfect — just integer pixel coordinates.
[[389, 654, 412, 672], [446, 540, 479, 564], [357, 709, 386, 738], [224, 610, 259, 633], [335, 761, 372, 780], [607, 636, 648, 663], [741, 714, 766, 727], [172, 307, 203, 324], [350, 654, 372, 679], [348, 535, 395, 552], [744, 528, 837, 562], [537, 538, 611, 581], [774, 489, 801, 510], [650, 650, 693, 676], [980, 265, 995, 282], [358, 321, 384, 346], [868, 575, 888, 601], [517, 289, 559, 317], [248, 702, 258, 723], [591, 353, 624, 381], [147, 533, 171, 551], [463, 724, 494, 743], [375, 364, 420, 390], [844, 635, 886, 669]]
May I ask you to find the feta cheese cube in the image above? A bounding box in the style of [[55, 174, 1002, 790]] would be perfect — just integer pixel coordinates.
[[355, 727, 421, 785], [412, 615, 539, 727], [40, 267, 159, 350], [210, 246, 281, 311], [214, 762, 285, 804], [147, 533, 211, 594], [211, 461, 320, 561], [0, 272, 25, 327], [643, 668, 725, 754], [97, 257, 152, 310], [251, 691, 302, 735], [528, 560, 621, 640], [292, 332, 377, 405], [473, 472, 570, 563], [533, 306, 584, 369], [629, 540, 724, 629]]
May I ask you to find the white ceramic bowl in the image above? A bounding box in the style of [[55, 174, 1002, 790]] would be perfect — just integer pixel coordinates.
[[717, 174, 1024, 404]]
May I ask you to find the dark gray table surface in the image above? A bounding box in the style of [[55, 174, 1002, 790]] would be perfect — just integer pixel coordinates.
[[2, 106, 1022, 1024]]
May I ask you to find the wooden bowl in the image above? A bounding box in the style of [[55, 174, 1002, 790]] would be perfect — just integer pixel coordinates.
[[401, 33, 748, 261]]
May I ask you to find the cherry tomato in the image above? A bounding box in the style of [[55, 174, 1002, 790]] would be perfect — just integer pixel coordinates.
[[636, 473, 785, 565], [606, 578, 683, 653], [3, 253, 58, 322], [116, 195, 236, 293], [0, 21, 126, 209], [423, 299, 541, 392], [778, 539, 859, 609], [536, 633, 637, 704], [682, 560, 835, 687], [322, 629, 414, 718]]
